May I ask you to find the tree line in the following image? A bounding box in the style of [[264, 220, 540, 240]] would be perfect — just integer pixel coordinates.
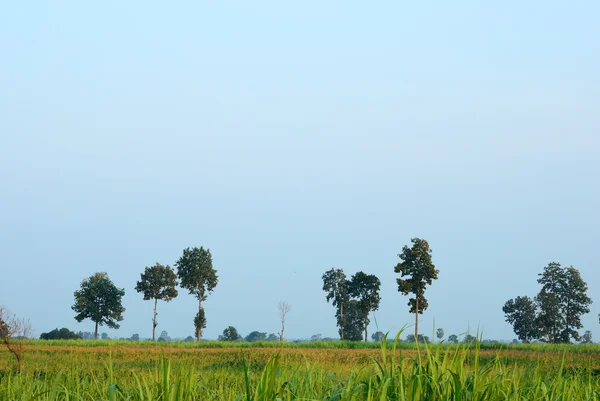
[[4, 238, 596, 345]]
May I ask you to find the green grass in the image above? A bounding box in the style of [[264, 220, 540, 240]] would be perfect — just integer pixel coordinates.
[[2, 333, 600, 400]]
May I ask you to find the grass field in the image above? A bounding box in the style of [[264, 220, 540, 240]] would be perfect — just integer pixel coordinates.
[[2, 333, 600, 400]]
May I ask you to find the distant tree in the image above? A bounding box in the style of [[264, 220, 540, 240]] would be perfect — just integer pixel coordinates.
[[502, 296, 538, 343], [349, 272, 381, 342], [101, 332, 109, 340], [245, 331, 267, 342], [278, 301, 291, 341], [221, 326, 241, 341], [371, 331, 385, 342], [40, 328, 81, 340], [310, 333, 322, 342], [130, 333, 140, 341], [267, 333, 279, 341], [72, 272, 125, 340], [322, 268, 350, 340], [158, 330, 170, 342], [536, 263, 591, 343], [463, 334, 477, 345], [406, 334, 429, 343], [511, 338, 519, 344], [394, 238, 439, 339], [176, 247, 218, 341], [436, 328, 444, 342], [184, 336, 195, 342], [0, 306, 31, 372], [135, 262, 178, 341], [581, 330, 593, 344], [77, 331, 94, 340], [448, 334, 458, 344]]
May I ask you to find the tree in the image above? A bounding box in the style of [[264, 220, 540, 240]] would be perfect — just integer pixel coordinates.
[[436, 328, 444, 343], [349, 272, 381, 342], [0, 306, 31, 372], [221, 326, 241, 341], [135, 262, 178, 341], [184, 336, 195, 342], [536, 263, 592, 343], [245, 331, 267, 342], [101, 332, 109, 340], [322, 268, 350, 340], [394, 238, 439, 339], [130, 333, 140, 341], [278, 301, 291, 341], [267, 333, 279, 341], [175, 246, 218, 341], [448, 334, 458, 344], [310, 333, 322, 341], [502, 296, 538, 343], [72, 272, 125, 340], [158, 330, 171, 342], [406, 334, 429, 343], [463, 334, 477, 345], [581, 330, 593, 344], [40, 328, 81, 340], [371, 331, 384, 342], [340, 300, 365, 341]]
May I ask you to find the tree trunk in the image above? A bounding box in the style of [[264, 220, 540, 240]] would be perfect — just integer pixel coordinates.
[[340, 303, 344, 340], [280, 319, 285, 341], [415, 296, 419, 340], [94, 321, 99, 340], [364, 318, 368, 342], [152, 298, 158, 341], [196, 298, 202, 342]]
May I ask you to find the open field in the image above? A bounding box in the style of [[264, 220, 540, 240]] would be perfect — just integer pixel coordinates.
[[2, 337, 600, 400]]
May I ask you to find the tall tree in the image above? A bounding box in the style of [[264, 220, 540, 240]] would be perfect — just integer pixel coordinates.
[[536, 262, 591, 343], [135, 263, 179, 341], [349, 272, 381, 342], [220, 326, 241, 341], [394, 238, 439, 339], [72, 272, 125, 340], [502, 296, 538, 343], [436, 328, 444, 343], [322, 268, 350, 340], [340, 300, 365, 341], [175, 246, 218, 341]]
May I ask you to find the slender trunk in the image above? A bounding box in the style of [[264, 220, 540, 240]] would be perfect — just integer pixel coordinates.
[[364, 317, 368, 342], [94, 321, 99, 340], [280, 319, 285, 341], [152, 298, 158, 341], [196, 298, 202, 342], [415, 296, 419, 340], [340, 303, 344, 340]]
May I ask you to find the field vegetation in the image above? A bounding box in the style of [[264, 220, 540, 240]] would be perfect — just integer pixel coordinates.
[[2, 333, 600, 400]]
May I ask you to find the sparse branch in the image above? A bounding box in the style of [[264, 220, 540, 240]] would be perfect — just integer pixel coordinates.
[[0, 306, 32, 372], [278, 301, 291, 341]]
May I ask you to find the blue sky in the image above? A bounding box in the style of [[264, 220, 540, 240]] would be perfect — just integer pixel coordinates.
[[1, 1, 598, 341]]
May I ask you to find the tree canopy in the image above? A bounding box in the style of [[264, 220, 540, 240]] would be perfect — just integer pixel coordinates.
[[394, 238, 438, 339], [175, 246, 218, 341], [72, 272, 125, 340], [135, 263, 178, 341]]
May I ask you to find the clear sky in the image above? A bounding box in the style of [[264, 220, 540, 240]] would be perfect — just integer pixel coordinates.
[[1, 1, 598, 341]]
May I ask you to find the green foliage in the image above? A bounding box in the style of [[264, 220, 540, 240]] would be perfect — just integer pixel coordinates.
[[340, 300, 364, 341], [0, 318, 8, 339], [503, 295, 538, 343], [349, 271, 381, 342], [72, 272, 125, 339], [536, 262, 592, 343], [322, 268, 349, 340], [220, 326, 241, 341], [581, 330, 593, 344], [448, 334, 459, 344], [175, 246, 218, 340], [135, 262, 178, 340], [245, 331, 267, 342], [371, 331, 384, 342], [266, 333, 279, 341], [394, 238, 438, 338], [40, 328, 81, 340], [436, 328, 444, 341]]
